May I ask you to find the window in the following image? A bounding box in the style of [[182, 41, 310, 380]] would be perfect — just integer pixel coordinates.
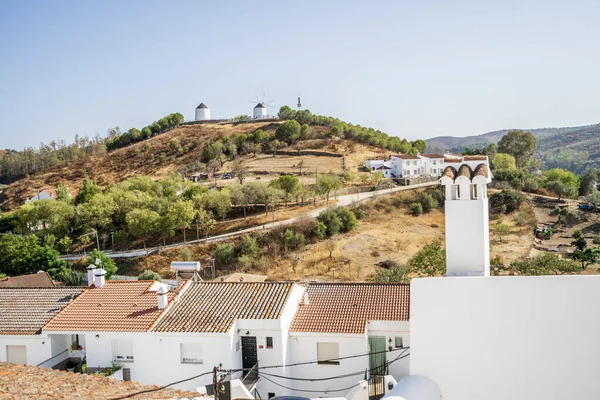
[[180, 343, 203, 364], [268, 393, 275, 399], [395, 337, 404, 348], [266, 337, 273, 349], [112, 340, 134, 362], [317, 342, 340, 365], [433, 160, 437, 165]]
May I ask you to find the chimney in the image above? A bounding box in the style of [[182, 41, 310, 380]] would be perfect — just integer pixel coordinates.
[[87, 264, 96, 286], [157, 286, 168, 309], [439, 161, 492, 277], [94, 268, 106, 288]]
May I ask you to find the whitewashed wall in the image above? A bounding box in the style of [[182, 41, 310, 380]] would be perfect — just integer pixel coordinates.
[[368, 321, 410, 379], [0, 334, 70, 367], [410, 276, 600, 400]]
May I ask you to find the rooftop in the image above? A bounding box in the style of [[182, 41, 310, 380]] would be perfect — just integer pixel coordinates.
[[290, 283, 410, 334], [462, 155, 488, 161], [391, 154, 420, 160], [44, 281, 182, 333], [214, 272, 268, 283], [154, 282, 295, 333], [0, 271, 55, 288], [0, 287, 83, 335], [197, 102, 208, 109], [419, 153, 445, 159], [0, 362, 202, 400]]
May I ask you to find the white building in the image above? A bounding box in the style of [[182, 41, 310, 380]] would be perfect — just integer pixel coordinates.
[[0, 287, 83, 367], [417, 154, 445, 177], [365, 160, 385, 171], [195, 103, 211, 121], [253, 103, 268, 119], [390, 155, 421, 178]]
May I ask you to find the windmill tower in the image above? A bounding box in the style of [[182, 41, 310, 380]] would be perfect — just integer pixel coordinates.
[[195, 103, 211, 121], [250, 93, 274, 119]]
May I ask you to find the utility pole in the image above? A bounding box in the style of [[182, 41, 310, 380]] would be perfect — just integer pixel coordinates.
[[213, 366, 219, 400], [332, 268, 336, 283]]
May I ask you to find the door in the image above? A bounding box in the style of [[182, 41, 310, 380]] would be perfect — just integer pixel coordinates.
[[6, 345, 27, 364], [241, 336, 257, 371], [368, 336, 387, 375]]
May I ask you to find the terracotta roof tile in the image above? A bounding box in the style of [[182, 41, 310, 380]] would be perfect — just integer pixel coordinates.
[[0, 271, 55, 288], [44, 281, 179, 332], [0, 362, 203, 399], [444, 157, 462, 163], [419, 153, 445, 159], [463, 155, 487, 161], [290, 283, 410, 334], [473, 163, 489, 178], [442, 166, 457, 180], [154, 282, 295, 333], [457, 164, 473, 179], [214, 273, 268, 283], [391, 154, 420, 160], [0, 288, 83, 335]]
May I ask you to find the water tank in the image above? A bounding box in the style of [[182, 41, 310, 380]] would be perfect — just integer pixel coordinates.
[[195, 103, 211, 121], [253, 103, 267, 119]]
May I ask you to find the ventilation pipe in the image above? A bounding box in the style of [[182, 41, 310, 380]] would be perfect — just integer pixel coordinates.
[[87, 264, 96, 286], [94, 268, 106, 288], [157, 286, 168, 309]]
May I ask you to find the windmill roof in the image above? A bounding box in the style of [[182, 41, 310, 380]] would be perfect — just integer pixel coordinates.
[[196, 103, 208, 109], [255, 103, 266, 108]]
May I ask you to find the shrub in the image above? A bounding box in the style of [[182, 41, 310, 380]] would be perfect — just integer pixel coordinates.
[[419, 193, 438, 213], [489, 190, 525, 214], [179, 247, 192, 261], [214, 243, 235, 266], [429, 188, 445, 208], [354, 208, 367, 220], [89, 249, 118, 279], [138, 270, 161, 281], [411, 203, 423, 216], [280, 229, 305, 252], [317, 211, 342, 237], [375, 263, 410, 283], [237, 255, 254, 269], [311, 221, 328, 240], [335, 207, 357, 233], [236, 236, 260, 259]]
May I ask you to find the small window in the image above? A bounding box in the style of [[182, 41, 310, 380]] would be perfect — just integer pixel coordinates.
[[181, 343, 203, 364], [317, 342, 340, 365], [266, 337, 273, 349], [268, 393, 275, 399], [395, 337, 404, 348], [112, 340, 134, 362]]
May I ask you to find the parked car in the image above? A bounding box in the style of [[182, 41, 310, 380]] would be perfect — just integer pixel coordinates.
[[223, 173, 232, 179]]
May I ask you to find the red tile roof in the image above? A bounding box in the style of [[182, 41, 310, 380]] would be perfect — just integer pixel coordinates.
[[0, 271, 55, 288], [463, 155, 487, 161], [391, 154, 420, 160], [0, 362, 203, 399], [154, 282, 295, 333], [290, 283, 410, 334], [0, 288, 84, 335], [44, 281, 183, 332], [419, 154, 445, 159]]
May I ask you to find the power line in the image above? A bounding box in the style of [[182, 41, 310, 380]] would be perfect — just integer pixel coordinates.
[[108, 370, 216, 400]]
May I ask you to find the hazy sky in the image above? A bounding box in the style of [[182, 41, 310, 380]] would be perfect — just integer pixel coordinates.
[[1, 0, 599, 150]]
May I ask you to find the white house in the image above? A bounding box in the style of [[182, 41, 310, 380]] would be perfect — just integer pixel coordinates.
[[416, 154, 445, 177], [0, 287, 83, 367], [25, 189, 56, 203], [365, 160, 385, 171], [390, 155, 421, 178]]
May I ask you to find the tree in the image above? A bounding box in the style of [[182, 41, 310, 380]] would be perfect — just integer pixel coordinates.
[[125, 208, 160, 249], [324, 240, 337, 258], [55, 268, 84, 286], [244, 182, 282, 215], [74, 178, 102, 205], [275, 120, 301, 144], [316, 174, 342, 204], [0, 234, 66, 277], [138, 270, 161, 281], [585, 191, 600, 208], [489, 190, 525, 214], [419, 193, 438, 213], [89, 249, 118, 279], [491, 223, 512, 242], [297, 160, 305, 176], [214, 243, 235, 267], [492, 153, 517, 171], [549, 206, 579, 225], [497, 130, 537, 169], [544, 168, 580, 199], [236, 236, 260, 260], [411, 203, 423, 216], [335, 207, 357, 232], [571, 230, 599, 269], [167, 199, 196, 243], [231, 159, 247, 185], [510, 253, 581, 275], [409, 240, 446, 277], [14, 199, 75, 237], [579, 169, 599, 196], [411, 139, 426, 153], [300, 124, 311, 139], [76, 193, 116, 233], [56, 184, 72, 203], [271, 175, 301, 206], [317, 211, 342, 237], [311, 220, 327, 240], [202, 189, 232, 221], [546, 180, 577, 200], [375, 263, 410, 283], [280, 229, 305, 252]]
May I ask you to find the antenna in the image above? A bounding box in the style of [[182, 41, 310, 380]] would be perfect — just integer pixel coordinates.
[[297, 96, 302, 110]]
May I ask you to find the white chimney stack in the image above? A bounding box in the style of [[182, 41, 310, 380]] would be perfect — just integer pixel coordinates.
[[439, 160, 492, 277], [94, 268, 106, 288], [157, 286, 168, 309], [87, 264, 96, 286]]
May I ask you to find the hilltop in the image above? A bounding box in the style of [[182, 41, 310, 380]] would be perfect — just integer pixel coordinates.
[[0, 120, 387, 211]]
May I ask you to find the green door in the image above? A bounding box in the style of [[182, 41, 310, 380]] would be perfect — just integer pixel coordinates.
[[368, 336, 387, 375]]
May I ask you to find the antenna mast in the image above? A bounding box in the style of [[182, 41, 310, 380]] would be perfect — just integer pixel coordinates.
[[297, 96, 302, 110]]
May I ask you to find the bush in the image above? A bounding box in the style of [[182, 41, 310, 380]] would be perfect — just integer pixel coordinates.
[[354, 208, 367, 220], [317, 211, 342, 237], [335, 207, 357, 233], [375, 263, 409, 283], [419, 193, 438, 213], [236, 236, 260, 259], [214, 243, 235, 266], [138, 270, 161, 281], [280, 229, 305, 252], [489, 190, 525, 214], [89, 249, 118, 279], [429, 188, 445, 208], [179, 247, 192, 261], [311, 221, 328, 240], [411, 203, 423, 216]]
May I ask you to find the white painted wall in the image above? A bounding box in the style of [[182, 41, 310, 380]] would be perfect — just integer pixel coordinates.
[[410, 275, 600, 400], [368, 321, 410, 380], [195, 107, 211, 121], [253, 107, 267, 119], [0, 334, 70, 367]]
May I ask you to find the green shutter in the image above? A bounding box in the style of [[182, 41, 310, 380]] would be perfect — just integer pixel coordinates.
[[368, 336, 387, 375]]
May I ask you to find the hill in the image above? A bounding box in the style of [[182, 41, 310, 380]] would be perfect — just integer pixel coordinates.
[[425, 126, 587, 152], [537, 123, 600, 173], [0, 121, 385, 211]]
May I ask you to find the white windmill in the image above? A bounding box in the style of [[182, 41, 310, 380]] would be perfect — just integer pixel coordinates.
[[249, 93, 274, 119]]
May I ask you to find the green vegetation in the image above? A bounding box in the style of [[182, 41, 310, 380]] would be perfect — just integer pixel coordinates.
[[106, 113, 184, 151], [0, 234, 66, 278], [497, 130, 537, 169], [138, 269, 162, 281], [375, 239, 446, 281], [510, 253, 581, 275], [489, 190, 525, 214]]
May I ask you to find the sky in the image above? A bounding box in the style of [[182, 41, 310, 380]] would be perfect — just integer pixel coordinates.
[[1, 0, 600, 150]]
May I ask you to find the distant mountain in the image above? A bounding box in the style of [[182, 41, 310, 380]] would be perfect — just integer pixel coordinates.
[[425, 123, 600, 173], [425, 126, 588, 153]]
